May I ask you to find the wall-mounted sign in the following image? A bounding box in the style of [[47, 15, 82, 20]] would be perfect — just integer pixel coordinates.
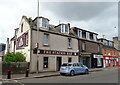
[[17, 33, 28, 49], [33, 49, 78, 56], [94, 54, 103, 58]]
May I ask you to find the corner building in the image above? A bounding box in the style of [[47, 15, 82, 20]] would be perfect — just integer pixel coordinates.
[[10, 16, 103, 72]]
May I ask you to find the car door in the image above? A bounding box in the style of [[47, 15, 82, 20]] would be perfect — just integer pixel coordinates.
[[73, 63, 78, 74], [78, 63, 84, 73]]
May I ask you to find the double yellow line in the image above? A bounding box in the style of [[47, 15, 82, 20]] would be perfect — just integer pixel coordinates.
[[2, 79, 24, 85]]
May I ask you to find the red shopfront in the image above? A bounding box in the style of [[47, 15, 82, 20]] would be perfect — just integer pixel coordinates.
[[103, 56, 119, 67]]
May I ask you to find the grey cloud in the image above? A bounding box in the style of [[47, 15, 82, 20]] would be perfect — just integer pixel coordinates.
[[41, 2, 115, 21]]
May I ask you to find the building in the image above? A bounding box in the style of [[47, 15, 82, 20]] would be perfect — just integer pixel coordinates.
[[10, 16, 103, 72], [98, 38, 119, 68], [70, 27, 103, 68], [0, 43, 6, 61], [113, 37, 120, 50]]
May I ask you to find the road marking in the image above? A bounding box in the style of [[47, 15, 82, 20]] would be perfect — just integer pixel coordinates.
[[2, 79, 24, 85]]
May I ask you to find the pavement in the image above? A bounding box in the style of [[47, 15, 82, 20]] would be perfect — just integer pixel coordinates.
[[2, 67, 118, 81]]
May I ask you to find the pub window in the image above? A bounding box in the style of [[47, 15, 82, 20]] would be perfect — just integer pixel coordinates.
[[68, 57, 72, 62], [68, 38, 72, 48], [44, 34, 49, 45], [43, 57, 48, 68]]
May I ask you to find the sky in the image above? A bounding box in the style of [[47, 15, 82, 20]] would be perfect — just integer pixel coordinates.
[[0, 0, 119, 43]]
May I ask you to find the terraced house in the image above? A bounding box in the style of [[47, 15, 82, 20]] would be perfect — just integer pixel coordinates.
[[9, 16, 103, 73]]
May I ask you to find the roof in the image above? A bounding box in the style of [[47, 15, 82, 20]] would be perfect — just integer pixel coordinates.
[[72, 27, 98, 35]]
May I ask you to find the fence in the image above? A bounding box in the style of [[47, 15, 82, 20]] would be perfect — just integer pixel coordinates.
[[2, 62, 29, 75]]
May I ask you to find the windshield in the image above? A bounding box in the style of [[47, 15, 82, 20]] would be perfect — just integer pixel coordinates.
[[61, 63, 72, 66]]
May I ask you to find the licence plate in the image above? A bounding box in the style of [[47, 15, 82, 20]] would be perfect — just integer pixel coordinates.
[[61, 69, 64, 71]]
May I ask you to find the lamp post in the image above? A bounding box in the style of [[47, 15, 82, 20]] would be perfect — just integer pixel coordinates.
[[36, 0, 40, 73]]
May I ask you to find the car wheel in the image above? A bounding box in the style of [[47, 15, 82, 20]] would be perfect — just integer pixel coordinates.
[[85, 69, 89, 74], [70, 70, 75, 76]]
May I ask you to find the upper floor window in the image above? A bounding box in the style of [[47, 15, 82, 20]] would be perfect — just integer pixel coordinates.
[[77, 30, 81, 37], [61, 24, 69, 33], [38, 18, 49, 28], [25, 33, 28, 46], [98, 44, 100, 52], [68, 38, 72, 48], [82, 31, 86, 38], [104, 49, 106, 55], [21, 23, 23, 33], [82, 41, 85, 51], [90, 33, 93, 40], [103, 40, 108, 45], [44, 34, 49, 45], [109, 41, 113, 47]]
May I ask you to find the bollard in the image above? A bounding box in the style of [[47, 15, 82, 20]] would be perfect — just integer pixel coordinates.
[[7, 70, 11, 79], [26, 69, 29, 77]]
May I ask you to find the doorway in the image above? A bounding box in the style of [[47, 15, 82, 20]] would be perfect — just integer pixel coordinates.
[[56, 57, 62, 71], [68, 57, 72, 62]]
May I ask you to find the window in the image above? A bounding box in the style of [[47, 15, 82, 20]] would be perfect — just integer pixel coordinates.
[[82, 31, 86, 38], [44, 34, 49, 45], [98, 44, 100, 52], [82, 41, 85, 51], [90, 33, 93, 40], [109, 41, 113, 47], [104, 49, 106, 55], [21, 23, 23, 33], [77, 30, 81, 37], [25, 33, 28, 45], [103, 40, 108, 45], [68, 57, 72, 62], [68, 38, 72, 48], [39, 18, 49, 28], [61, 24, 69, 33], [43, 57, 48, 68]]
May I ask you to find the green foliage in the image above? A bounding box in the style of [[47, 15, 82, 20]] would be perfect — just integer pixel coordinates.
[[3, 52, 26, 62]]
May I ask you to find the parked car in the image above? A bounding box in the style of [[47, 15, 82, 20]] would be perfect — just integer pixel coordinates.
[[59, 62, 89, 76]]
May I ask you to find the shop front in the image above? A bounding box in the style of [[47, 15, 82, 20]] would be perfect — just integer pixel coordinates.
[[103, 56, 119, 68], [91, 53, 103, 68], [79, 52, 91, 68]]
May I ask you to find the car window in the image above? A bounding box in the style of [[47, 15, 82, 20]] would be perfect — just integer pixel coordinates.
[[78, 63, 83, 67], [76, 63, 80, 66], [61, 63, 72, 66], [73, 64, 76, 67]]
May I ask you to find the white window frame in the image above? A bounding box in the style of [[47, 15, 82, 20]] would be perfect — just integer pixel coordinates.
[[44, 34, 49, 45]]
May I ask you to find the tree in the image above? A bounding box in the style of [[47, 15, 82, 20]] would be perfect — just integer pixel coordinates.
[[3, 52, 26, 62]]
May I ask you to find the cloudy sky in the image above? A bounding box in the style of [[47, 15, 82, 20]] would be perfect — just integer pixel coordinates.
[[0, 0, 119, 43]]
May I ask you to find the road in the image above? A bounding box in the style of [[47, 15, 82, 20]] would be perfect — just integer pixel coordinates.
[[2, 68, 118, 84]]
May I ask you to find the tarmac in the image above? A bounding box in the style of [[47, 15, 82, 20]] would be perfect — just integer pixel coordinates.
[[1, 67, 118, 81]]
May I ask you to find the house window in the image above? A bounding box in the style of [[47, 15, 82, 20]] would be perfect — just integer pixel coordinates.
[[43, 57, 48, 68], [98, 44, 100, 52], [44, 34, 49, 45], [21, 23, 23, 33], [61, 24, 69, 33], [90, 33, 93, 40], [25, 33, 28, 45], [82, 31, 86, 38], [82, 41, 85, 51], [77, 30, 81, 37], [104, 49, 106, 55], [68, 38, 72, 48]]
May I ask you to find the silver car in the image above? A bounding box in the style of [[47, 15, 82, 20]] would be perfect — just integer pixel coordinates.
[[59, 62, 89, 76]]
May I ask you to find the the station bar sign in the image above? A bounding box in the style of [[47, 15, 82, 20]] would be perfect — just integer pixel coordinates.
[[33, 49, 78, 56]]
